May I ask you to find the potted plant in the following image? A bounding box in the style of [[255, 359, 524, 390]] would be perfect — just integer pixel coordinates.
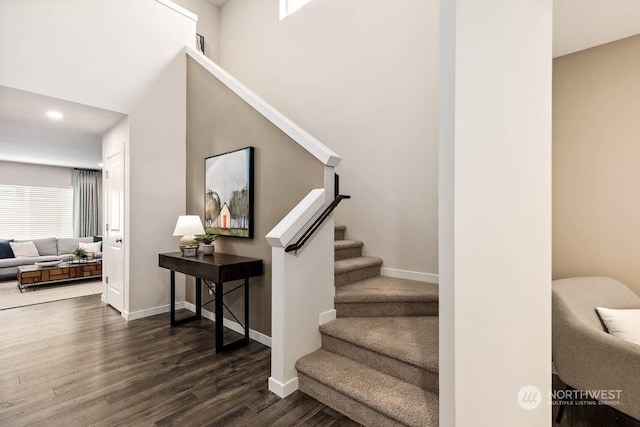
[[195, 233, 218, 255], [73, 247, 87, 262]]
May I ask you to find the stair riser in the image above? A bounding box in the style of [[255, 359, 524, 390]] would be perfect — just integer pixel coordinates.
[[321, 334, 438, 394], [298, 374, 406, 427], [334, 246, 362, 261], [335, 229, 346, 241], [336, 301, 439, 318], [335, 266, 380, 287]]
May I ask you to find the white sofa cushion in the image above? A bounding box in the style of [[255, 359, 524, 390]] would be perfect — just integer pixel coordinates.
[[596, 307, 640, 345], [79, 241, 101, 253], [16, 237, 57, 256], [9, 241, 39, 257]]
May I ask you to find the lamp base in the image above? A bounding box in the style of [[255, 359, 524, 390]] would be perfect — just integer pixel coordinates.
[[179, 235, 198, 254]]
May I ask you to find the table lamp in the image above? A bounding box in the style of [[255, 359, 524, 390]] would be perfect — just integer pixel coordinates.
[[173, 215, 205, 255]]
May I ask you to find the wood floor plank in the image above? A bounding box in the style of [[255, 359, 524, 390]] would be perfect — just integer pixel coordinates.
[[0, 295, 359, 426]]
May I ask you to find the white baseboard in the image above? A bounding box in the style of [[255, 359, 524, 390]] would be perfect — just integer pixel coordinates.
[[122, 301, 185, 321], [183, 301, 272, 347], [319, 309, 336, 325], [101, 294, 108, 304], [268, 376, 298, 398], [380, 268, 439, 284]]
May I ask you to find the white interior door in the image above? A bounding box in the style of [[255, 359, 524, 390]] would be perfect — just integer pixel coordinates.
[[105, 150, 124, 313]]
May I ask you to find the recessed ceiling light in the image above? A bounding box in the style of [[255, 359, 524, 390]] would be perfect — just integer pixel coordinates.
[[46, 111, 64, 120], [98, 163, 104, 167]]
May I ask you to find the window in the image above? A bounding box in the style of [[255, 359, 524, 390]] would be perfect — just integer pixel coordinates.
[[280, 0, 313, 20], [0, 185, 73, 240]]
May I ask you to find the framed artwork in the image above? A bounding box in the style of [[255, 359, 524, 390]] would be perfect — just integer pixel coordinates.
[[204, 147, 254, 238]]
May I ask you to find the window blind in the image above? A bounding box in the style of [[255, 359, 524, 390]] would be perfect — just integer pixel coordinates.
[[0, 184, 73, 240]]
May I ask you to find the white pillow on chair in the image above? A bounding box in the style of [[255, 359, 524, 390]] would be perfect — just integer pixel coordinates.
[[596, 307, 640, 345], [9, 241, 40, 257]]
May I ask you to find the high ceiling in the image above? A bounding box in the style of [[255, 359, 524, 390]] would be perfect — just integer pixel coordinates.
[[0, 86, 125, 169], [0, 86, 124, 135], [554, 0, 640, 57]]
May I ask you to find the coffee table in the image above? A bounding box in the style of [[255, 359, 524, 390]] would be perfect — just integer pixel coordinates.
[[17, 261, 102, 292]]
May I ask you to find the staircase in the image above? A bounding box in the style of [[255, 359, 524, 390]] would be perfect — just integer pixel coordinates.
[[296, 225, 439, 426]]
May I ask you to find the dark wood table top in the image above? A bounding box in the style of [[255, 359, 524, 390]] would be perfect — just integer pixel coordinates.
[[158, 252, 263, 282]]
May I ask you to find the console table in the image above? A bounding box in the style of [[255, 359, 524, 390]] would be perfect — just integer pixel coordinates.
[[158, 252, 263, 353]]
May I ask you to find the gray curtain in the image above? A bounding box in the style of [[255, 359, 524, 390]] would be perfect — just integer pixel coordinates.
[[73, 169, 102, 237]]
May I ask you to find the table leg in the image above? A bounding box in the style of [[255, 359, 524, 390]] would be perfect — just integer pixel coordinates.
[[215, 281, 224, 353], [244, 277, 249, 340], [195, 277, 202, 319], [170, 270, 176, 326]]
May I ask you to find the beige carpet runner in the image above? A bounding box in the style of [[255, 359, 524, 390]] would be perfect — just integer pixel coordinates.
[[0, 280, 101, 310], [296, 225, 439, 426]]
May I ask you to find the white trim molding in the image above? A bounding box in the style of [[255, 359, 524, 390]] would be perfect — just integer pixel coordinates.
[[266, 189, 326, 248], [268, 376, 299, 398], [183, 302, 272, 347], [122, 301, 185, 321], [319, 309, 336, 325], [154, 0, 198, 21], [185, 46, 341, 167], [380, 268, 439, 284]]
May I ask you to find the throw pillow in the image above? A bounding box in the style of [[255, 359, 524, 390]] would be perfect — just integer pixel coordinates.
[[31, 237, 57, 256], [0, 239, 14, 259], [93, 236, 102, 242], [596, 307, 640, 346], [9, 241, 40, 258], [57, 238, 79, 255], [79, 241, 102, 253]]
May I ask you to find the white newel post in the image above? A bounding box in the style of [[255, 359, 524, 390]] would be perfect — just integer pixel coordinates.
[[267, 167, 337, 398]]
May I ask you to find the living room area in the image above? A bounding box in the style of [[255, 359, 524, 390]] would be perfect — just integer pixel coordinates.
[[0, 86, 125, 309]]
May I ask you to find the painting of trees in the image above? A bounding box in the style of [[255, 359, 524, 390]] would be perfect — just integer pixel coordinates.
[[204, 147, 254, 238]]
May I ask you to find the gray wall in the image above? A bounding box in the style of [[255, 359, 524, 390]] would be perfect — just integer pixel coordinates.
[[186, 58, 324, 335]]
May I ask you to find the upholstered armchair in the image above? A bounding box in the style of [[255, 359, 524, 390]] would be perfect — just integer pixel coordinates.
[[552, 277, 640, 421]]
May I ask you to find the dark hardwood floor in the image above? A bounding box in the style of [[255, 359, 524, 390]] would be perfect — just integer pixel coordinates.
[[0, 295, 360, 427], [552, 376, 640, 427]]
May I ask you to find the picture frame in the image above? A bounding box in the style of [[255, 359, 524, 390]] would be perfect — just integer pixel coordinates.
[[204, 147, 255, 239]]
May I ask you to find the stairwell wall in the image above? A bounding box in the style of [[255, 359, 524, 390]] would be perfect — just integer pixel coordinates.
[[218, 0, 439, 280], [185, 57, 325, 335]]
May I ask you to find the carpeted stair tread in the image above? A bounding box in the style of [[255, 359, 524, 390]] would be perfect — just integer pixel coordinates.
[[335, 225, 347, 241], [335, 276, 438, 304], [320, 317, 439, 373], [335, 257, 383, 275], [334, 239, 364, 261], [296, 349, 438, 427], [334, 239, 364, 250]]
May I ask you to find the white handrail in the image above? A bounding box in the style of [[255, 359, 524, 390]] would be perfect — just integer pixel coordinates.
[[185, 46, 341, 167], [266, 189, 326, 248]]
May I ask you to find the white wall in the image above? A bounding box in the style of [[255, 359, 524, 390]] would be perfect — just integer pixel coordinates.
[[219, 0, 439, 278], [0, 0, 194, 114], [0, 122, 102, 170], [0, 160, 72, 188], [0, 0, 195, 316], [439, 0, 552, 425], [172, 0, 221, 62]]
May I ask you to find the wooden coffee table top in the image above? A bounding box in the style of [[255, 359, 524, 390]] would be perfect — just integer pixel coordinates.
[[18, 260, 102, 273]]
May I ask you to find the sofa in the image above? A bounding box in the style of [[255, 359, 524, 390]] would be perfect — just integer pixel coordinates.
[[0, 237, 100, 281]]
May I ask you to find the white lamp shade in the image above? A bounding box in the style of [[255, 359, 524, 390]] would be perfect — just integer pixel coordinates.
[[173, 215, 205, 236]]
